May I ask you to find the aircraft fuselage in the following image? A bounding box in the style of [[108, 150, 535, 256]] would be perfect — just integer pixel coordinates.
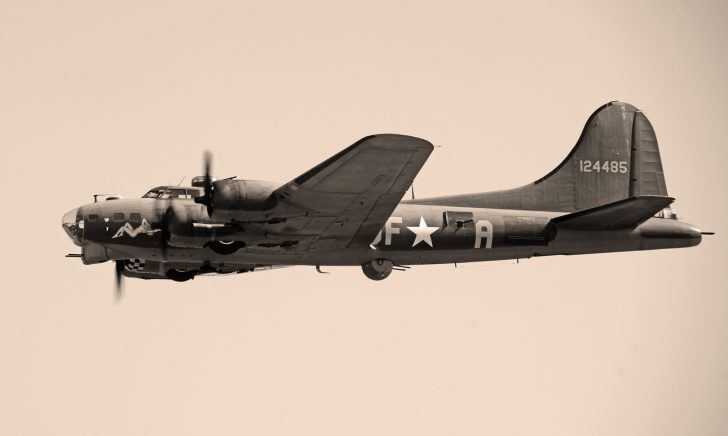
[[67, 198, 701, 270], [61, 102, 710, 283]]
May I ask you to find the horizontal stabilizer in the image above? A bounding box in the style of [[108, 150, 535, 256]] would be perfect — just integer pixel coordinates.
[[552, 196, 674, 229]]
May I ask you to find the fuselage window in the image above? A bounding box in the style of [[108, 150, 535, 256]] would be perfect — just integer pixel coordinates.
[[88, 214, 99, 222], [130, 213, 142, 222], [443, 211, 474, 228], [113, 212, 125, 222], [654, 208, 678, 220]]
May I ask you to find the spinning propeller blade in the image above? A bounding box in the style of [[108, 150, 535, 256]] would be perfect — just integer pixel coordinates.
[[194, 150, 215, 217], [114, 260, 124, 301], [154, 198, 173, 261]]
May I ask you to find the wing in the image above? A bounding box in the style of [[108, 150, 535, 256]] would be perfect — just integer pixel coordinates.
[[274, 134, 434, 250]]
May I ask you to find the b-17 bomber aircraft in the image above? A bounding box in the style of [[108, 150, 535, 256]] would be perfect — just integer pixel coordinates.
[[62, 102, 710, 296]]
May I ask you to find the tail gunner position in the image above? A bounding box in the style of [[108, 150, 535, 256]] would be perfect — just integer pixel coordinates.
[[62, 102, 710, 291]]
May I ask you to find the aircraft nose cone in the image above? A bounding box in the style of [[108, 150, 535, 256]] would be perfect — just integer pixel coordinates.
[[62, 207, 84, 246]]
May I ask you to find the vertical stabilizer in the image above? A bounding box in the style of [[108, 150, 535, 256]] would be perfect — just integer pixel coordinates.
[[412, 102, 669, 212]]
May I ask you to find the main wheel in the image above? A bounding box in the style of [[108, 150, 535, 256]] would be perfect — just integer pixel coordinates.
[[207, 240, 245, 255], [361, 259, 394, 281], [166, 268, 197, 282]]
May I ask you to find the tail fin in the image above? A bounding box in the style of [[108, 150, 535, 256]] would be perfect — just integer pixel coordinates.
[[415, 101, 668, 212]]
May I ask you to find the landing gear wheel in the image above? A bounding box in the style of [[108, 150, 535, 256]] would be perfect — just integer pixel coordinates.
[[361, 258, 394, 281], [166, 268, 197, 282], [207, 240, 245, 255]]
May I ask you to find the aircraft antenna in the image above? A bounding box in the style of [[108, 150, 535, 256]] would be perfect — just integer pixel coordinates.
[[176, 176, 186, 186], [411, 185, 415, 200]]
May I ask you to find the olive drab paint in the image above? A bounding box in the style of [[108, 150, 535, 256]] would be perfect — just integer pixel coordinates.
[[62, 102, 708, 283]]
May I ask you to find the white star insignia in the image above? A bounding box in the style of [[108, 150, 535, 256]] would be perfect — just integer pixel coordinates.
[[407, 217, 439, 247]]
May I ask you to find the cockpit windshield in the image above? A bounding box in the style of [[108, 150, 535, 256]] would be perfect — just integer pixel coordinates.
[[142, 187, 201, 199]]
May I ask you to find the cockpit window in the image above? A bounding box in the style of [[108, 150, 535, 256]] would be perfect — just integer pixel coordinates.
[[654, 208, 678, 220], [142, 187, 201, 199], [142, 189, 174, 199]]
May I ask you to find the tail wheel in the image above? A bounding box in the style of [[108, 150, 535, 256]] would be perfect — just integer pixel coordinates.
[[361, 258, 394, 281], [166, 268, 197, 282], [207, 240, 245, 255]]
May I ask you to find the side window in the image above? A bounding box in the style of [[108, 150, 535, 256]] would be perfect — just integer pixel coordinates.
[[88, 214, 99, 222], [113, 212, 125, 222], [130, 213, 142, 222], [173, 189, 190, 198], [443, 211, 474, 228]]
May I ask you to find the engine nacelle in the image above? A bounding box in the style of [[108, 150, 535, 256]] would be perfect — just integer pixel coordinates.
[[213, 179, 279, 211], [165, 205, 240, 248]]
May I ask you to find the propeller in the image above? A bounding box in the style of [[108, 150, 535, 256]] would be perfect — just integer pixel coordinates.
[[154, 198, 174, 261], [194, 150, 215, 217], [114, 260, 124, 301], [154, 197, 191, 261], [115, 203, 174, 300]]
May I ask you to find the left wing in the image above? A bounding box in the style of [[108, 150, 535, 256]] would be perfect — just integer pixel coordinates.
[[274, 134, 434, 250]]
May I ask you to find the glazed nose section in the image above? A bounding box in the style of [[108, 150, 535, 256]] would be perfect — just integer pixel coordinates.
[[62, 207, 84, 246]]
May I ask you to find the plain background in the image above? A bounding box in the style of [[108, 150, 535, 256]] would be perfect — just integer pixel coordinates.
[[1, 1, 726, 435]]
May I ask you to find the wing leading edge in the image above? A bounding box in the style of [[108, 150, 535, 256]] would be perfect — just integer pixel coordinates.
[[274, 134, 434, 250]]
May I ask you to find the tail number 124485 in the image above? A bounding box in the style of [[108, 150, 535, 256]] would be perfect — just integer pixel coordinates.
[[579, 160, 628, 174]]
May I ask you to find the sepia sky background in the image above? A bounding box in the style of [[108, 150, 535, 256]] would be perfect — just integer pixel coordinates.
[[1, 1, 726, 435]]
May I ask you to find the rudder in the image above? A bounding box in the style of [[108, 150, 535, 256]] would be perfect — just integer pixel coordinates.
[[630, 110, 668, 197]]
